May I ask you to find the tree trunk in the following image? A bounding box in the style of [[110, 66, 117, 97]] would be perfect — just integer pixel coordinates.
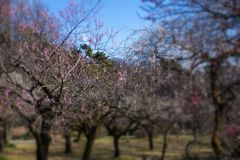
[[147, 131, 154, 151], [210, 60, 230, 159], [0, 130, 3, 153], [185, 126, 198, 158], [82, 126, 97, 160], [64, 134, 72, 154], [113, 135, 120, 158], [160, 132, 168, 160], [74, 128, 82, 142], [33, 120, 52, 160], [35, 133, 51, 160], [3, 121, 11, 145], [143, 126, 154, 151], [211, 108, 228, 160]]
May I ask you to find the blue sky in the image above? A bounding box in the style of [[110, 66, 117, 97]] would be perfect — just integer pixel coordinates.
[[42, 0, 149, 45], [99, 0, 147, 30]]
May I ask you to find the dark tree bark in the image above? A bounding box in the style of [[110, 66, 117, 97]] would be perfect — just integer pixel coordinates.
[[142, 125, 154, 151], [105, 126, 122, 158], [35, 133, 51, 160], [11, 103, 55, 160], [147, 130, 154, 151], [185, 139, 200, 158], [3, 121, 11, 145], [74, 127, 82, 143], [211, 108, 227, 159], [113, 135, 120, 158], [0, 119, 4, 153], [64, 134, 72, 154], [104, 114, 139, 158], [0, 130, 3, 153], [185, 110, 200, 158], [210, 60, 231, 159], [158, 123, 173, 160], [32, 120, 52, 160], [160, 132, 168, 160], [82, 126, 97, 160]]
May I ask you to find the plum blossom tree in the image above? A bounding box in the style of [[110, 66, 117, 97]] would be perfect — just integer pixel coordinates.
[[0, 0, 102, 160], [180, 74, 214, 158], [55, 42, 116, 160], [141, 0, 240, 159], [79, 56, 115, 160], [104, 108, 139, 158], [119, 58, 187, 160]]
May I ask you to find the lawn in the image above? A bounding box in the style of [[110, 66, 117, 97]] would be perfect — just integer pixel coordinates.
[[0, 135, 214, 160]]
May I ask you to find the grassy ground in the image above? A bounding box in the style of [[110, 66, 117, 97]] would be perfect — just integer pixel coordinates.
[[0, 135, 214, 160]]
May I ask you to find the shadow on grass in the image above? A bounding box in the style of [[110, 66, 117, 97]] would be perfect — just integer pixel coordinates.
[[181, 156, 217, 160], [181, 155, 240, 160], [0, 155, 9, 160]]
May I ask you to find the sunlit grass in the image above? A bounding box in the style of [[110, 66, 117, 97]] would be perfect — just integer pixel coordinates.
[[1, 134, 213, 160]]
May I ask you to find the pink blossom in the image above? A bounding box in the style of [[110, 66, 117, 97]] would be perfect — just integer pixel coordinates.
[[118, 72, 127, 81], [192, 85, 201, 105], [0, 89, 11, 107], [18, 23, 27, 31], [52, 33, 60, 41], [60, 71, 64, 79], [192, 95, 201, 105], [44, 48, 50, 61], [49, 18, 57, 31], [32, 25, 40, 34], [90, 59, 95, 64], [88, 38, 94, 44], [40, 10, 49, 18], [224, 124, 240, 138]]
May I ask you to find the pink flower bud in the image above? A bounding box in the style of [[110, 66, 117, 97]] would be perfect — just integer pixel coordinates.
[[44, 48, 50, 61]]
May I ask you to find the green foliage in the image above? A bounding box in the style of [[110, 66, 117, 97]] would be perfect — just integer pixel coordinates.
[[81, 44, 93, 57], [0, 156, 8, 160], [92, 51, 114, 71], [160, 58, 180, 70], [79, 44, 115, 75], [92, 51, 108, 63], [19, 133, 33, 140], [158, 58, 188, 75], [4, 143, 16, 148], [71, 46, 82, 55]]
